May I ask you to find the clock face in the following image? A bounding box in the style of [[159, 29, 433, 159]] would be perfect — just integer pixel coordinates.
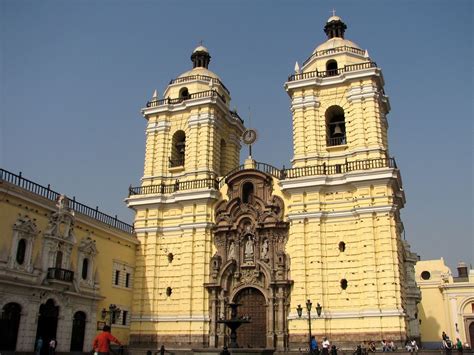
[[242, 129, 257, 145]]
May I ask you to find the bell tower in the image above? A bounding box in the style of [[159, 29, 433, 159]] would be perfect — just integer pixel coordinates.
[[127, 46, 244, 347], [282, 15, 420, 346], [286, 15, 390, 168], [141, 45, 243, 185]]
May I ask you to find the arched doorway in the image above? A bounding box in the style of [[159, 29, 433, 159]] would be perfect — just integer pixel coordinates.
[[35, 299, 59, 355], [0, 303, 22, 350], [70, 311, 86, 351], [234, 288, 266, 348]]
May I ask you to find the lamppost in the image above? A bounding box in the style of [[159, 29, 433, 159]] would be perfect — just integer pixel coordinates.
[[101, 304, 121, 329], [297, 300, 322, 354]]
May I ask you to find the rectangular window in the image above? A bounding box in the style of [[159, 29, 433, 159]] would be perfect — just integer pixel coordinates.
[[111, 311, 117, 324], [115, 270, 120, 285], [472, 303, 474, 313], [122, 310, 128, 326], [125, 273, 130, 288]]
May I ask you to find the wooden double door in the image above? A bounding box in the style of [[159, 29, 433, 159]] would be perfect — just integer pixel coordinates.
[[234, 288, 266, 348]]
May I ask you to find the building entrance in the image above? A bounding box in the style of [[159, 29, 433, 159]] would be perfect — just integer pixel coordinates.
[[234, 288, 266, 348], [70, 311, 86, 351], [35, 299, 59, 355], [0, 303, 22, 350]]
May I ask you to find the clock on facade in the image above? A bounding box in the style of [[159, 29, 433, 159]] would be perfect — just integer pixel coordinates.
[[242, 129, 257, 145]]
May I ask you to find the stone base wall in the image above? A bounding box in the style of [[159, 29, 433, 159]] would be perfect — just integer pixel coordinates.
[[129, 333, 209, 348], [289, 332, 410, 350]]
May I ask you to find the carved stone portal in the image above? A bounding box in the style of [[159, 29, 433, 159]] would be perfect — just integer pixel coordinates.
[[206, 170, 292, 350]]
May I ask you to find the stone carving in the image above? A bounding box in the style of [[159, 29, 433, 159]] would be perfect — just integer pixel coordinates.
[[261, 239, 269, 259], [78, 236, 98, 256], [228, 242, 236, 260], [240, 269, 261, 285], [244, 236, 254, 260], [44, 196, 75, 242], [207, 169, 292, 349]]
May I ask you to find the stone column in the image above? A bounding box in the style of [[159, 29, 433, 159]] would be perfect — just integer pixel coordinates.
[[266, 296, 275, 348], [209, 289, 218, 347], [56, 305, 73, 352], [18, 298, 40, 351], [276, 287, 285, 350]]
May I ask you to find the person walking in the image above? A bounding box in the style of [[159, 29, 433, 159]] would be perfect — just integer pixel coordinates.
[[35, 337, 43, 355], [48, 338, 57, 355], [443, 336, 453, 355], [322, 337, 330, 355], [310, 335, 319, 355], [456, 338, 463, 354], [92, 325, 122, 355]]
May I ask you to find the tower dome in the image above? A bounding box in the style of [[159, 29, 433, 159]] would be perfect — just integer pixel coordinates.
[[312, 14, 362, 54], [176, 45, 221, 80]]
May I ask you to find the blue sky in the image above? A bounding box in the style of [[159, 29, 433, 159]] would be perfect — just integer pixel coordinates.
[[1, 0, 472, 271]]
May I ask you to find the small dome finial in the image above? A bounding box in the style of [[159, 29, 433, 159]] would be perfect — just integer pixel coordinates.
[[324, 11, 347, 39], [191, 43, 211, 69]]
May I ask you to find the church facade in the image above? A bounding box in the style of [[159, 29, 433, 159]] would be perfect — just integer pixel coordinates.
[[127, 15, 420, 350]]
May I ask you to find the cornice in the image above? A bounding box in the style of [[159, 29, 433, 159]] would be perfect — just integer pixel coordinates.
[[133, 222, 214, 234], [292, 147, 388, 163], [290, 95, 320, 111], [286, 204, 398, 221], [285, 67, 384, 92], [125, 189, 221, 208], [132, 315, 210, 322], [288, 308, 404, 320], [279, 168, 400, 190], [146, 121, 171, 134]]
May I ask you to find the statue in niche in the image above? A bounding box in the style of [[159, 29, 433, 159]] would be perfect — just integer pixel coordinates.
[[244, 235, 254, 260], [228, 241, 236, 260], [261, 239, 269, 259]]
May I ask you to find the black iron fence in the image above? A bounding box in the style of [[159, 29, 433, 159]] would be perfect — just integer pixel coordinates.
[[47, 267, 74, 282], [129, 157, 397, 196], [288, 61, 377, 82], [129, 178, 219, 196], [0, 169, 134, 234], [146, 89, 226, 108]]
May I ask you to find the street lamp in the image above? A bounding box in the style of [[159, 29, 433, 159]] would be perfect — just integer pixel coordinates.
[[101, 304, 121, 329], [297, 300, 322, 354]]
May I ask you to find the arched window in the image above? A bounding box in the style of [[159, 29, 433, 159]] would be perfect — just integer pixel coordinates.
[[16, 239, 26, 265], [81, 258, 89, 280], [179, 87, 190, 100], [326, 60, 338, 76], [242, 182, 254, 203], [170, 130, 186, 167], [219, 139, 227, 176], [326, 105, 346, 146]]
